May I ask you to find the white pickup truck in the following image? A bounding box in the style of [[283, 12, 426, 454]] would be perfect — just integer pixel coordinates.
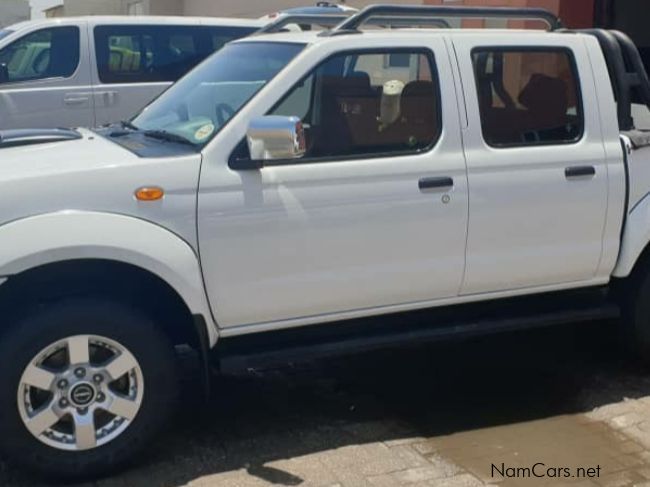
[[1, 4, 650, 479]]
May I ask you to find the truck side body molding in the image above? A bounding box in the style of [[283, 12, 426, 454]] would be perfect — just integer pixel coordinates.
[[0, 211, 218, 345]]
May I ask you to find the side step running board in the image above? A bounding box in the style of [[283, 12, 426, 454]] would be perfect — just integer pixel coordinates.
[[216, 290, 619, 373]]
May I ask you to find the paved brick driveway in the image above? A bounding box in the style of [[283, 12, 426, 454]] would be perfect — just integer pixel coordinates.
[[4, 320, 650, 487]]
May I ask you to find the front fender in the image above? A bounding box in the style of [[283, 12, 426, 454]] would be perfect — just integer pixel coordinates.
[[613, 194, 650, 278], [0, 211, 218, 345]]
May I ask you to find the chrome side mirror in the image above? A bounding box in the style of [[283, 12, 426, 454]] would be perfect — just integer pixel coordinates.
[[246, 115, 306, 164]]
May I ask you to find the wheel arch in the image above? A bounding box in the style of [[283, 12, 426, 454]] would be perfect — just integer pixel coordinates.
[[613, 194, 650, 279], [0, 211, 218, 347]]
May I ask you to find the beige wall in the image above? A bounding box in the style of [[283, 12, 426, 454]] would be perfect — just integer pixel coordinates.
[[149, 0, 181, 15], [183, 0, 424, 18], [63, 0, 123, 15], [0, 0, 30, 27]]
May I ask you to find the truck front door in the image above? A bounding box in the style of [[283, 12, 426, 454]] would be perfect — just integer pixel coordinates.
[[198, 39, 469, 329]]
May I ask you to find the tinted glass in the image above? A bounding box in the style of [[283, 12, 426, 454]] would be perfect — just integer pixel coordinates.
[[209, 26, 258, 51], [271, 50, 441, 159], [0, 26, 80, 83], [472, 49, 583, 147], [95, 25, 257, 84], [131, 42, 304, 145]]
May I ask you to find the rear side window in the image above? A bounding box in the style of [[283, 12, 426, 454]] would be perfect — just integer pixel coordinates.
[[270, 49, 441, 160], [94, 25, 255, 84], [0, 26, 80, 83], [472, 48, 583, 147], [208, 26, 258, 51]]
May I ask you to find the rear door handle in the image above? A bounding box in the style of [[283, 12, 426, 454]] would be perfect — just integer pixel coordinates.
[[419, 176, 454, 191], [565, 166, 595, 179]]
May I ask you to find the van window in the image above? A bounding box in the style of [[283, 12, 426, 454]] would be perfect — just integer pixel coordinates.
[[270, 49, 441, 160], [0, 26, 80, 83], [208, 26, 258, 51], [472, 48, 583, 147], [94, 25, 257, 84]]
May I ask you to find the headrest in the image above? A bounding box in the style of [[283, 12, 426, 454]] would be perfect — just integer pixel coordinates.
[[518, 73, 568, 116], [401, 80, 436, 99]]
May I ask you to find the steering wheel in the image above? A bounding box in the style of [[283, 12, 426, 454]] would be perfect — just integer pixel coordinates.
[[215, 103, 235, 126]]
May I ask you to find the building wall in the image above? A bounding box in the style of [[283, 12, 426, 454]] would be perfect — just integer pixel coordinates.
[[0, 0, 30, 27], [63, 0, 123, 15], [423, 0, 594, 29]]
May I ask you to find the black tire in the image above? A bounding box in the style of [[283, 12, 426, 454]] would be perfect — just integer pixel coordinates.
[[618, 259, 650, 362], [0, 298, 179, 480]]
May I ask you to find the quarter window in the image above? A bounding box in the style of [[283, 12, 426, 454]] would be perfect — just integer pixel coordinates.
[[270, 49, 441, 159], [472, 48, 583, 147], [0, 27, 80, 83]]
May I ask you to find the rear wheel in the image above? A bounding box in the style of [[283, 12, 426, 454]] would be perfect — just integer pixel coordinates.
[[0, 298, 178, 479]]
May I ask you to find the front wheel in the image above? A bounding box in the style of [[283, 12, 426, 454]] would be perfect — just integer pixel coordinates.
[[0, 298, 178, 479]]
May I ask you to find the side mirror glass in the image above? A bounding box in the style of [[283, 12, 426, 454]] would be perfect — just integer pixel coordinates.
[[0, 64, 8, 84], [245, 115, 306, 166]]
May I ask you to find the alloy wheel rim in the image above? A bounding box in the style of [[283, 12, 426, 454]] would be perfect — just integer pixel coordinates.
[[17, 334, 144, 451]]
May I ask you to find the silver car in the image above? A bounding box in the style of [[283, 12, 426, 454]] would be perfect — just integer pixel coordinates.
[[0, 16, 264, 130]]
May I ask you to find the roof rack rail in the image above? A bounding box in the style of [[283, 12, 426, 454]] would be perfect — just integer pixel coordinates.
[[326, 4, 563, 34], [259, 12, 450, 34], [257, 14, 349, 34]]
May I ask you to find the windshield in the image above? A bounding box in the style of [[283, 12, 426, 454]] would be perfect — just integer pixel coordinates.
[[0, 30, 13, 42], [131, 41, 305, 146]]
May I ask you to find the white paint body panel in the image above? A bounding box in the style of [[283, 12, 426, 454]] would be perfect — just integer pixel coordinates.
[[0, 16, 264, 129], [0, 128, 218, 342]]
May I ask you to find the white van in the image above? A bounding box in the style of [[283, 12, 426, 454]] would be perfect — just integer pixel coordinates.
[[0, 16, 264, 129]]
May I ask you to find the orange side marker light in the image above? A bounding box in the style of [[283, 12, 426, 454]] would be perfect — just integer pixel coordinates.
[[135, 186, 164, 201]]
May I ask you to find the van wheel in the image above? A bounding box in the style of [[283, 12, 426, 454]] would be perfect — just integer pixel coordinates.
[[0, 298, 178, 479]]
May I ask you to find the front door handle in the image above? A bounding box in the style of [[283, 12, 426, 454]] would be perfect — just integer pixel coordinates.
[[419, 176, 454, 191], [64, 93, 90, 106], [565, 165, 595, 179]]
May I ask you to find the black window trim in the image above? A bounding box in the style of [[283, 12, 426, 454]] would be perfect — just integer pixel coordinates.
[[0, 26, 81, 86], [229, 46, 443, 169], [470, 45, 585, 149]]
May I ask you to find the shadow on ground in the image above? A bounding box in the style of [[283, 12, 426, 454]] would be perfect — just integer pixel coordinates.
[[3, 319, 650, 486]]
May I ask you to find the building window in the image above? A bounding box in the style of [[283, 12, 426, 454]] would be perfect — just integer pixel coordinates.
[[127, 1, 144, 16]]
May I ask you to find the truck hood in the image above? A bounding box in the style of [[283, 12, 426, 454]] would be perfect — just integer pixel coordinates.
[[0, 128, 139, 176]]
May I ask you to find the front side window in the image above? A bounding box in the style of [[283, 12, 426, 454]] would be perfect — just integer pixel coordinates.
[[0, 26, 80, 83], [270, 49, 441, 159], [472, 48, 583, 147], [131, 42, 304, 145]]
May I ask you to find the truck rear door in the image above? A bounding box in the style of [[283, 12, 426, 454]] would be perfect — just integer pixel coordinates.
[[452, 34, 609, 294]]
